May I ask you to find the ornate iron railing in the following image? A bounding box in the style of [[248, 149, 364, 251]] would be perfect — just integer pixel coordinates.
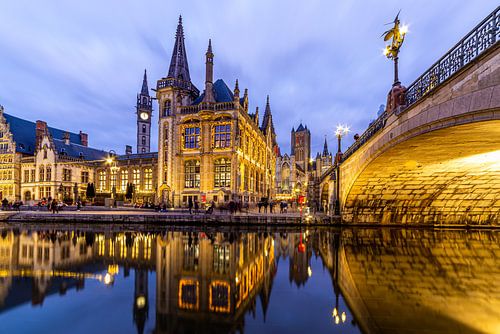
[[341, 6, 499, 162], [406, 6, 499, 107], [341, 113, 388, 161]]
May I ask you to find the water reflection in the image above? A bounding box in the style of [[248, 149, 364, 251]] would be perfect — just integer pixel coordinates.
[[0, 227, 498, 333]]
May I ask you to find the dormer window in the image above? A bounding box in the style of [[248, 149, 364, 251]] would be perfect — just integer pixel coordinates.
[[60, 148, 66, 155], [79, 152, 84, 159]]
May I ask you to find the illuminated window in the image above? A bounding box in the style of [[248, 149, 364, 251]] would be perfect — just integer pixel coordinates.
[[30, 169, 35, 182], [98, 171, 106, 191], [144, 168, 152, 191], [214, 124, 231, 148], [209, 281, 230, 313], [46, 167, 51, 181], [142, 124, 146, 133], [24, 170, 29, 183], [184, 160, 200, 188], [133, 169, 140, 190], [213, 244, 230, 274], [183, 127, 200, 149], [214, 159, 231, 188], [110, 169, 117, 190], [120, 170, 128, 192], [178, 280, 199, 310], [183, 241, 199, 271]]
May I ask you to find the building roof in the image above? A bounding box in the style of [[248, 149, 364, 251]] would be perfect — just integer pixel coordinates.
[[296, 123, 305, 132], [3, 113, 83, 155], [117, 152, 158, 161], [53, 139, 108, 161], [192, 79, 234, 104]]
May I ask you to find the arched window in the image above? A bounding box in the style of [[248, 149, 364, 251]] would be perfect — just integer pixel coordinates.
[[184, 160, 200, 188], [142, 124, 147, 133], [142, 97, 147, 105], [282, 163, 290, 191], [163, 100, 171, 116], [142, 136, 146, 145], [214, 158, 231, 188]]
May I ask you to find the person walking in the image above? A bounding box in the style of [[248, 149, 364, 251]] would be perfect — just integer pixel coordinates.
[[194, 199, 199, 214], [51, 199, 58, 214], [269, 201, 275, 214], [188, 197, 193, 214]]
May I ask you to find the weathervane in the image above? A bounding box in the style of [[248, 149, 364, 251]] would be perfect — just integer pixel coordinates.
[[382, 11, 408, 85]]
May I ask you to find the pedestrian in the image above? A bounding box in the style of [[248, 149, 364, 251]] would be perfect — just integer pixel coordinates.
[[269, 201, 274, 214], [188, 197, 193, 214], [76, 200, 81, 211], [194, 199, 199, 214], [51, 199, 58, 214]]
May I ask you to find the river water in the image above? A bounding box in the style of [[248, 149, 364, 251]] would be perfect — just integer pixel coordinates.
[[0, 226, 498, 334]]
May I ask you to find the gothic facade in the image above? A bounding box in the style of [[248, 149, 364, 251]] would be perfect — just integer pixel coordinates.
[[155, 17, 278, 207], [0, 17, 278, 207]]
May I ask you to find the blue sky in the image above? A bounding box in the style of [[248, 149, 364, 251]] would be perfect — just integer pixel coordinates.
[[0, 0, 495, 155]]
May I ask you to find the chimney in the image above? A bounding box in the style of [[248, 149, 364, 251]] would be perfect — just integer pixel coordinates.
[[125, 145, 132, 155], [63, 132, 70, 145], [35, 120, 47, 149], [79, 131, 88, 147]]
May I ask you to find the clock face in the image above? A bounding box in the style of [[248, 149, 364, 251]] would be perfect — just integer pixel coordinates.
[[140, 112, 149, 120]]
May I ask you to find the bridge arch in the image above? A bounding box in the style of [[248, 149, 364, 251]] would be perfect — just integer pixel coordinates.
[[340, 35, 500, 224]]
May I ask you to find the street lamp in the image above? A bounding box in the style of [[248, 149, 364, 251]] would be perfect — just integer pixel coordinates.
[[106, 150, 119, 205], [334, 125, 348, 217]]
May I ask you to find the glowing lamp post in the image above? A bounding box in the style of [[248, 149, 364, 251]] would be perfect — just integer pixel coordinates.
[[382, 12, 408, 85], [334, 125, 349, 216]]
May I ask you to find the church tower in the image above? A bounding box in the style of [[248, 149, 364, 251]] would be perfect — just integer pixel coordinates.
[[291, 123, 311, 172], [156, 16, 199, 204], [137, 70, 152, 153]]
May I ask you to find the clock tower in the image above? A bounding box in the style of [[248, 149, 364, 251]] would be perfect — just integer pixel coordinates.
[[137, 69, 152, 153]]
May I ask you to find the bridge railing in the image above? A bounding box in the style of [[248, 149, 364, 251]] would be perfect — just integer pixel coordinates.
[[342, 113, 387, 161], [406, 6, 499, 107], [341, 6, 499, 162]]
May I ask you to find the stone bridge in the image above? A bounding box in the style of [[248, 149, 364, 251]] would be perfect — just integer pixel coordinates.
[[333, 8, 500, 224]]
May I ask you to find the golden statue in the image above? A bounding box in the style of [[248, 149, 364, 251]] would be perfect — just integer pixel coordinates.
[[382, 11, 408, 85]]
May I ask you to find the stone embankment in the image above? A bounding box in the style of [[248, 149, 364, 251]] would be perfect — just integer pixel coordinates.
[[2, 210, 336, 226]]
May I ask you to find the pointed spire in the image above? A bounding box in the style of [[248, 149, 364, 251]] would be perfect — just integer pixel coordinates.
[[255, 106, 259, 125], [261, 95, 275, 136], [141, 69, 149, 95], [234, 79, 240, 98], [207, 38, 213, 54], [168, 15, 191, 82], [323, 136, 329, 156], [242, 88, 249, 112], [202, 39, 215, 103]]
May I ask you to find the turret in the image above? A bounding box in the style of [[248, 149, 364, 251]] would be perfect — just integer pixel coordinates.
[[202, 39, 215, 103]]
